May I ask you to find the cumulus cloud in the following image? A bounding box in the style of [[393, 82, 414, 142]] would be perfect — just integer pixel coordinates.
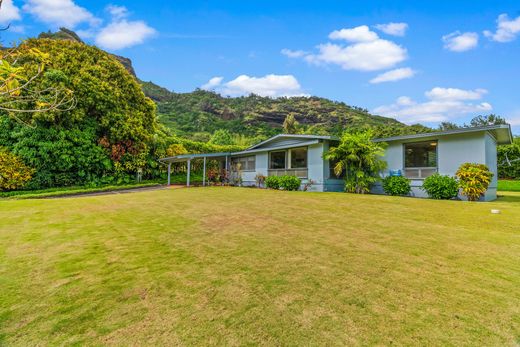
[[201, 74, 306, 98], [0, 0, 21, 24], [94, 5, 156, 50], [369, 67, 415, 84], [484, 14, 520, 42], [329, 25, 379, 42], [283, 25, 407, 72], [23, 0, 98, 28], [374, 22, 408, 36], [373, 87, 492, 124], [442, 31, 478, 52], [201, 76, 223, 90]]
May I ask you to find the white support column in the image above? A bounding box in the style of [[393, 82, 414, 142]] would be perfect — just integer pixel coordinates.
[[203, 157, 206, 187], [167, 163, 171, 186], [187, 159, 191, 187]]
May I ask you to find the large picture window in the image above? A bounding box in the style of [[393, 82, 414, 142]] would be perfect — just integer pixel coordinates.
[[290, 148, 307, 169], [270, 151, 286, 169], [404, 141, 438, 178], [232, 156, 256, 171]]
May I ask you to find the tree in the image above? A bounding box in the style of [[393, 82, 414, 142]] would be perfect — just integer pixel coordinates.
[[438, 122, 460, 131], [324, 130, 387, 194], [209, 129, 234, 145], [469, 114, 507, 127], [283, 114, 299, 134]]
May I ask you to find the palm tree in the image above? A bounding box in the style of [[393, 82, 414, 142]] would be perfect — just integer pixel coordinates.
[[324, 130, 387, 194]]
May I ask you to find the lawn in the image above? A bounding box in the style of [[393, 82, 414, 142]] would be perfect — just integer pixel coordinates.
[[498, 179, 520, 192], [1, 188, 519, 345]]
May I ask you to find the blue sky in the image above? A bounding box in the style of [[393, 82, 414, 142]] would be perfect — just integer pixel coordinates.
[[2, 0, 520, 133]]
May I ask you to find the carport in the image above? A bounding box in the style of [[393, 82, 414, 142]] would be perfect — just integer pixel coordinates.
[[159, 152, 232, 187]]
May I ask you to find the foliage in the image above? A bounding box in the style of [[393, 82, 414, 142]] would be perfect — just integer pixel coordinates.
[[0, 147, 34, 190], [283, 114, 300, 134], [456, 163, 493, 201], [265, 176, 281, 190], [498, 136, 520, 179], [0, 39, 159, 189], [324, 130, 387, 194], [156, 89, 412, 141], [497, 180, 520, 192], [278, 175, 301, 191], [382, 175, 411, 196], [139, 80, 174, 102], [255, 173, 266, 188], [210, 129, 234, 145], [166, 143, 188, 157], [421, 174, 459, 199], [469, 114, 506, 127]]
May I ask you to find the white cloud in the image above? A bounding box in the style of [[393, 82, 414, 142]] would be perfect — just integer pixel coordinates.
[[283, 25, 407, 72], [281, 48, 307, 58], [329, 25, 379, 42], [0, 0, 21, 24], [94, 5, 156, 50], [425, 87, 487, 101], [23, 0, 98, 28], [484, 14, 520, 43], [201, 76, 223, 90], [95, 20, 156, 50], [106, 5, 128, 20], [373, 87, 492, 124], [442, 31, 478, 52], [369, 67, 415, 84], [374, 22, 408, 37], [202, 74, 306, 98]]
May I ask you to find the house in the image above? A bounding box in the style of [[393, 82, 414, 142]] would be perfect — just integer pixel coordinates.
[[159, 124, 513, 200], [372, 124, 512, 201]]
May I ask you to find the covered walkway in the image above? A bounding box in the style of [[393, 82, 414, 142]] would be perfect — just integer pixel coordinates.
[[158, 152, 232, 187]]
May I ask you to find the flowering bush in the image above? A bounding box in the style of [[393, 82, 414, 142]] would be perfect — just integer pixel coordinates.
[[0, 147, 34, 191], [456, 163, 493, 201]]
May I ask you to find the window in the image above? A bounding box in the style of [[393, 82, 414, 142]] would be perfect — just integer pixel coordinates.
[[290, 148, 307, 169], [404, 141, 438, 178], [270, 151, 286, 169], [232, 156, 256, 171]]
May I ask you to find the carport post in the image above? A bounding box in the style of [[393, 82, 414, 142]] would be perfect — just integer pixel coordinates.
[[167, 163, 171, 186], [187, 159, 191, 187], [203, 156, 206, 187]]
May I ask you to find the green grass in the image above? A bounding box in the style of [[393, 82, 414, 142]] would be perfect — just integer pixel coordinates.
[[0, 182, 161, 199], [498, 179, 520, 192], [1, 188, 519, 345]]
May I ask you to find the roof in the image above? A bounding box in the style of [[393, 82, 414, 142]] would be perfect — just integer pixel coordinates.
[[246, 134, 338, 150], [158, 152, 231, 163], [373, 124, 513, 145]]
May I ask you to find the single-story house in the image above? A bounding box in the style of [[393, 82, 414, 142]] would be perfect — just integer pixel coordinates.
[[159, 124, 512, 201]]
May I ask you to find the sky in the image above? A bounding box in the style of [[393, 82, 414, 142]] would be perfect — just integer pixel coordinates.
[[2, 0, 520, 133]]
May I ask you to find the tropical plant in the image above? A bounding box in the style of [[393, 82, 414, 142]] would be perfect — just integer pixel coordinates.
[[324, 130, 387, 194], [421, 174, 459, 199], [456, 163, 493, 201], [498, 136, 520, 179], [265, 176, 281, 190], [283, 114, 300, 134], [209, 129, 234, 145], [0, 147, 34, 190], [255, 173, 266, 188], [382, 176, 411, 196], [278, 175, 301, 191]]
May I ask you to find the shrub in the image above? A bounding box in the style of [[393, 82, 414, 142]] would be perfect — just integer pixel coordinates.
[[265, 176, 280, 190], [278, 175, 301, 191], [0, 147, 34, 191], [456, 163, 493, 201], [382, 176, 411, 196], [421, 174, 459, 199]]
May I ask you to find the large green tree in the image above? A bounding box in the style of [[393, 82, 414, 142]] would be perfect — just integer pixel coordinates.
[[0, 38, 157, 188]]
